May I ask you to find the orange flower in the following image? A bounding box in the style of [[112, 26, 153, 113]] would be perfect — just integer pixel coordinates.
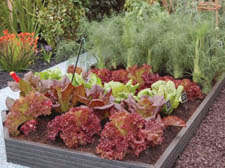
[[0, 31, 38, 52], [3, 29, 8, 35]]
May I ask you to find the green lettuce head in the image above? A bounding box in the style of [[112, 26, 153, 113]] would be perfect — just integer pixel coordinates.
[[138, 80, 184, 114], [68, 73, 103, 89], [104, 80, 139, 102]]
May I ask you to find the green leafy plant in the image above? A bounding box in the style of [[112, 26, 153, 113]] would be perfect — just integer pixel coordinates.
[[104, 80, 139, 102], [84, 15, 124, 69], [38, 0, 85, 47], [41, 45, 53, 63], [8, 71, 69, 97], [0, 0, 43, 36], [36, 69, 62, 80], [138, 80, 184, 114], [5, 91, 52, 136], [68, 72, 103, 89], [84, 2, 168, 69], [189, 16, 225, 93]]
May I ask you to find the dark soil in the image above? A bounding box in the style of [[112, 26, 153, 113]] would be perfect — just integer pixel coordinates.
[[174, 86, 225, 168], [0, 57, 61, 89], [14, 99, 202, 165]]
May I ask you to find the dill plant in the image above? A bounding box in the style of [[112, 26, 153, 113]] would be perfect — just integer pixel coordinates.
[[189, 17, 225, 93], [161, 14, 194, 78], [85, 1, 168, 69], [84, 15, 124, 69]]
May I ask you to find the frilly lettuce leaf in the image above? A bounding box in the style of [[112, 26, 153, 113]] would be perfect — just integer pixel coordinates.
[[68, 73, 103, 89], [104, 80, 139, 102], [5, 92, 52, 136], [35, 68, 62, 80], [137, 88, 153, 98], [124, 95, 166, 118]]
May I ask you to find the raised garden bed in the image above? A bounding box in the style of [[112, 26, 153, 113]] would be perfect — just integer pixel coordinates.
[[2, 74, 225, 168]]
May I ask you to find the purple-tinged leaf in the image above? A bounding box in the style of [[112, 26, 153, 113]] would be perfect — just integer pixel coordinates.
[[86, 85, 104, 98], [8, 81, 19, 92], [6, 97, 15, 110], [124, 95, 165, 118]]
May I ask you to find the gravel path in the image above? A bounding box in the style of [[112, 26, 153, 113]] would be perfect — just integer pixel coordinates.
[[174, 86, 225, 168]]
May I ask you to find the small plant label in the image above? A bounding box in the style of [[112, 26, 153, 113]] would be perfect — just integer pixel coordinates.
[[217, 40, 223, 48], [181, 92, 188, 103], [166, 100, 171, 112]]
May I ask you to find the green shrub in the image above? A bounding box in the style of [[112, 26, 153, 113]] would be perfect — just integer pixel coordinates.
[[38, 0, 85, 47]]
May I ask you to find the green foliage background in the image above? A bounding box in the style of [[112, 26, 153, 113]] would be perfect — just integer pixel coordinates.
[[84, 1, 225, 93]]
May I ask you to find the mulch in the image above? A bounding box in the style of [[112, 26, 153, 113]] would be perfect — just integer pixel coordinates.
[[174, 86, 225, 168]]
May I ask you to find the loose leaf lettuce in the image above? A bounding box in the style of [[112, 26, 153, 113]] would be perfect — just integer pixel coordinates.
[[104, 80, 139, 102], [67, 65, 82, 74], [96, 112, 147, 160], [68, 73, 103, 89], [5, 92, 52, 136], [146, 80, 184, 114], [124, 95, 166, 118], [160, 76, 203, 101], [128, 64, 158, 90], [96, 111, 186, 160], [137, 88, 153, 98], [111, 69, 129, 83], [36, 69, 62, 80], [96, 112, 170, 160], [128, 64, 152, 86], [20, 119, 38, 136], [47, 106, 101, 148], [91, 68, 112, 83], [8, 71, 71, 96], [46, 83, 86, 113], [90, 65, 158, 88], [79, 85, 114, 120]]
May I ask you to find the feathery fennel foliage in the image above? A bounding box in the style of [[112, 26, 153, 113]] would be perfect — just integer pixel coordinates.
[[84, 1, 225, 93]]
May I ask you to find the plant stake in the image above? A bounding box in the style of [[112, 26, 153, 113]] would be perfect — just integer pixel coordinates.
[[9, 71, 20, 83], [71, 37, 85, 83]]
